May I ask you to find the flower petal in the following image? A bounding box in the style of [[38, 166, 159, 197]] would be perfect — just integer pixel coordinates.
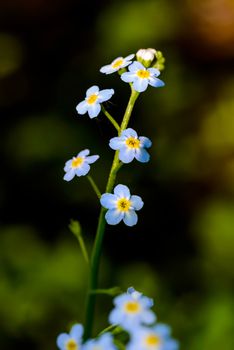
[[70, 324, 83, 340], [63, 169, 75, 181], [100, 193, 117, 209], [135, 148, 150, 163], [98, 89, 114, 102], [56, 333, 69, 350], [86, 85, 99, 96], [128, 61, 144, 72], [139, 136, 152, 148], [105, 209, 124, 225], [120, 72, 135, 83], [141, 309, 156, 324], [100, 64, 112, 73], [75, 163, 90, 176], [123, 210, 138, 226], [85, 155, 99, 164], [130, 195, 144, 210], [125, 53, 135, 61], [114, 184, 130, 199], [76, 100, 88, 115], [148, 67, 160, 77], [121, 128, 138, 138], [87, 103, 101, 118], [109, 137, 126, 150], [64, 159, 72, 172], [78, 149, 90, 157], [148, 77, 165, 88], [154, 324, 171, 338], [133, 78, 149, 92], [119, 148, 135, 163]]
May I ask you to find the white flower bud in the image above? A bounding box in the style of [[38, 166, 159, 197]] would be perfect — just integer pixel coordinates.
[[136, 48, 157, 67]]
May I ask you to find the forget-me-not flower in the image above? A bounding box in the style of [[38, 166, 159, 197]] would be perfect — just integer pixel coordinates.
[[109, 128, 152, 163], [100, 54, 135, 74], [127, 324, 179, 350], [63, 149, 99, 181], [76, 85, 114, 118], [109, 287, 156, 330], [121, 61, 164, 92], [100, 185, 143, 226], [56, 323, 83, 350], [83, 333, 117, 350]]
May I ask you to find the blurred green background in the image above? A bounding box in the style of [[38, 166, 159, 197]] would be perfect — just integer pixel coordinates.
[[0, 0, 234, 349]]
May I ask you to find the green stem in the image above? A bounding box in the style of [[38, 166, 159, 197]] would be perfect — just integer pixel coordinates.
[[84, 87, 140, 340], [101, 105, 120, 132], [87, 175, 101, 199]]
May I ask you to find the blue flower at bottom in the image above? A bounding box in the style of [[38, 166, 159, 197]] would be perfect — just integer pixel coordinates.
[[56, 323, 83, 350], [83, 333, 117, 350], [127, 324, 179, 350], [109, 287, 156, 330], [109, 128, 152, 163], [100, 184, 144, 226]]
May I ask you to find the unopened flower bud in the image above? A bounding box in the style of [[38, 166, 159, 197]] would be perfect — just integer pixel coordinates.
[[136, 48, 157, 67]]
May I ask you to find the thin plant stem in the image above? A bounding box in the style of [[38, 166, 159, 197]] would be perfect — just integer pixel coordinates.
[[101, 105, 120, 132], [87, 175, 101, 199], [84, 88, 140, 340]]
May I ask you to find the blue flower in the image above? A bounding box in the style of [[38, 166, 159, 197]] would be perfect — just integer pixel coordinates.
[[109, 287, 156, 330], [83, 333, 117, 350], [63, 149, 99, 181], [127, 324, 179, 350], [100, 54, 135, 74], [56, 323, 83, 350], [100, 185, 144, 226], [76, 85, 114, 118], [121, 61, 165, 92], [109, 128, 152, 163]]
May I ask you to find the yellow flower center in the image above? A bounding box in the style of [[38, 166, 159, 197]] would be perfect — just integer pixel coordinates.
[[117, 198, 131, 212], [87, 94, 98, 104], [124, 300, 141, 313], [137, 69, 150, 79], [66, 339, 78, 350], [71, 157, 84, 168], [112, 58, 124, 69], [125, 137, 140, 149], [145, 334, 161, 347]]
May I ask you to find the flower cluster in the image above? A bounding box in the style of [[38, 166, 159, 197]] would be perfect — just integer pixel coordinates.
[[56, 288, 179, 350]]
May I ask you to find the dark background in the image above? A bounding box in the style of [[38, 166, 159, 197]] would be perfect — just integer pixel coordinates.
[[0, 0, 234, 349]]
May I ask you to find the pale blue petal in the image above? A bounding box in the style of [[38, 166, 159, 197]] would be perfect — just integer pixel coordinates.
[[76, 100, 88, 115], [164, 340, 179, 350], [98, 89, 114, 102], [123, 210, 138, 226], [109, 308, 123, 324], [70, 324, 84, 340], [127, 287, 136, 295], [63, 169, 75, 181], [100, 64, 112, 73], [75, 163, 90, 176], [135, 148, 150, 163], [130, 195, 144, 210], [114, 184, 130, 199], [119, 148, 135, 163], [105, 209, 124, 225], [141, 309, 156, 324], [128, 61, 144, 72], [64, 159, 72, 171], [121, 128, 138, 138], [133, 78, 149, 92], [121, 61, 133, 69], [121, 72, 135, 83], [100, 193, 117, 209], [86, 85, 99, 96], [78, 149, 90, 157], [88, 103, 101, 118], [148, 67, 160, 77], [125, 53, 135, 61], [85, 155, 99, 164], [148, 77, 165, 87], [139, 136, 152, 148], [141, 295, 154, 308], [154, 324, 171, 337], [56, 333, 69, 350], [109, 137, 125, 150], [113, 293, 129, 306]]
